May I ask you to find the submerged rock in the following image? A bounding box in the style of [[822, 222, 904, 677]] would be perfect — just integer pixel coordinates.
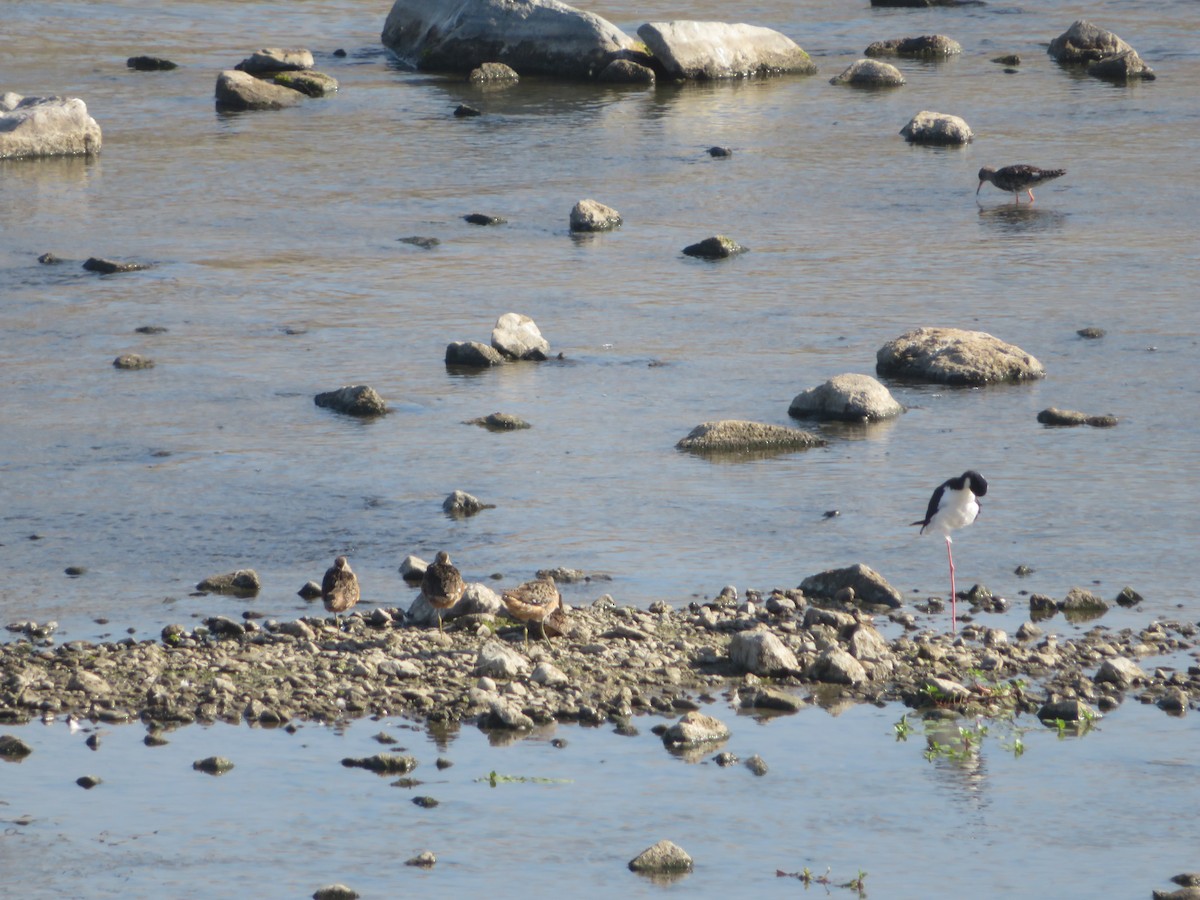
[[445, 340, 506, 367], [381, 0, 638, 79], [900, 110, 973, 146], [788, 373, 903, 422], [468, 62, 520, 83], [113, 353, 154, 370], [830, 59, 905, 87], [636, 21, 817, 79], [84, 257, 148, 274], [341, 753, 417, 773], [196, 569, 261, 595], [192, 756, 235, 774], [1037, 407, 1118, 427], [127, 56, 178, 71], [875, 326, 1045, 385], [0, 94, 102, 159], [443, 490, 494, 517], [312, 886, 359, 900], [866, 35, 962, 58], [465, 412, 532, 430], [314, 385, 388, 417], [676, 420, 824, 454], [682, 235, 747, 259]]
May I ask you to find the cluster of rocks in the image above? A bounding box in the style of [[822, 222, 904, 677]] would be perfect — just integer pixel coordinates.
[[1048, 20, 1156, 82], [1, 571, 1191, 734], [676, 327, 1053, 457], [216, 48, 339, 112], [446, 312, 552, 367]]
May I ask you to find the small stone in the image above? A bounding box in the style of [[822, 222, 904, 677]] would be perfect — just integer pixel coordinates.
[[443, 490, 494, 517], [312, 886, 359, 900], [0, 735, 33, 758], [405, 851, 437, 867], [1115, 586, 1144, 607], [744, 754, 769, 776], [713, 751, 738, 766], [707, 146, 732, 158], [661, 711, 730, 748], [340, 754, 417, 774], [463, 213, 506, 226], [992, 54, 1021, 65], [127, 56, 178, 71], [435, 757, 453, 770], [76, 775, 102, 789], [569, 198, 622, 233], [298, 580, 322, 599], [412, 796, 439, 808], [1077, 326, 1106, 339], [629, 839, 693, 873], [113, 353, 154, 370], [314, 385, 387, 417], [466, 412, 532, 431], [491, 312, 550, 360], [454, 104, 481, 117], [192, 756, 235, 775]]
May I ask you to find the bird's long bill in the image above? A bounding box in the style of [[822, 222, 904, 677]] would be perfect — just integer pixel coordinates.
[[976, 180, 984, 194]]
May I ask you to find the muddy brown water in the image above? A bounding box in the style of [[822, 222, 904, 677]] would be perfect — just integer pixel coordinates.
[[2, 0, 1199, 896]]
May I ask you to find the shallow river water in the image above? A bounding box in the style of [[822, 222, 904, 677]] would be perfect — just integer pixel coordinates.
[[2, 0, 1199, 896]]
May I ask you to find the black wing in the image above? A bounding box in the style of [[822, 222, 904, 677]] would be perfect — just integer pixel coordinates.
[[912, 481, 947, 530]]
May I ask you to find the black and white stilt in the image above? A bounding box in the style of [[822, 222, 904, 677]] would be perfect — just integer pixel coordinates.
[[912, 471, 988, 628]]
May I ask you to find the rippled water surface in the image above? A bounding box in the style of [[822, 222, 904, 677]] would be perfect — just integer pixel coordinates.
[[2, 0, 1199, 895]]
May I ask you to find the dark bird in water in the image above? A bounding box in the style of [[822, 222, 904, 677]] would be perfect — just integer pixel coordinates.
[[322, 556, 360, 627], [977, 164, 1066, 203], [421, 550, 465, 632], [911, 471, 988, 630], [501, 576, 562, 649]]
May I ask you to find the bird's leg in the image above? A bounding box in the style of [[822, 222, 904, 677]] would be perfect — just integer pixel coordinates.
[[437, 610, 444, 633], [540, 623, 554, 653], [946, 536, 957, 630], [1027, 189, 1036, 203], [523, 624, 530, 649]]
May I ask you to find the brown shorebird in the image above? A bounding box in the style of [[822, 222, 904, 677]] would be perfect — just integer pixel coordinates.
[[321, 556, 360, 627], [977, 164, 1066, 203], [421, 550, 465, 632], [501, 576, 561, 649]]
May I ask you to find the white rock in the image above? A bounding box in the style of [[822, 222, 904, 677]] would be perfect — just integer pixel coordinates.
[[0, 94, 102, 159]]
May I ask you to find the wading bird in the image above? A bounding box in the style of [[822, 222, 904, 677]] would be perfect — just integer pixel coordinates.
[[421, 550, 465, 632], [501, 576, 562, 650], [322, 556, 360, 629], [912, 471, 988, 628], [977, 164, 1066, 203]]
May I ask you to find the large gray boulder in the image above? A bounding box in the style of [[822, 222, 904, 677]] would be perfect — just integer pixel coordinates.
[[876, 327, 1045, 385], [381, 0, 639, 78], [636, 21, 817, 79], [676, 420, 824, 454], [215, 70, 304, 111], [800, 563, 902, 608], [788, 373, 903, 422], [0, 94, 102, 159], [900, 110, 973, 146]]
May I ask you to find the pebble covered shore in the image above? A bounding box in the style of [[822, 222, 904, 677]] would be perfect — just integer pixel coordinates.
[[2, 587, 1195, 737]]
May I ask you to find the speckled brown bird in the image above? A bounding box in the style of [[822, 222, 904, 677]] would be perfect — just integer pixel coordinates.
[[421, 550, 465, 632], [321, 556, 360, 627], [501, 576, 562, 649], [977, 164, 1066, 203]]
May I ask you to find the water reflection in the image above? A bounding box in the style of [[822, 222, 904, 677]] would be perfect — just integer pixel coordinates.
[[976, 203, 1068, 234]]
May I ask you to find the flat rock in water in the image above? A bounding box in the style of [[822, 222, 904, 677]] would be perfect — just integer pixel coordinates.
[[0, 734, 33, 758], [788, 373, 903, 421], [127, 56, 178, 71], [314, 384, 388, 417], [381, 0, 638, 78], [445, 340, 506, 367], [800, 563, 902, 608], [636, 21, 817, 79], [676, 420, 824, 455], [900, 110, 973, 145], [491, 312, 550, 360], [830, 59, 905, 86], [570, 198, 622, 233], [866, 35, 962, 57], [1037, 407, 1118, 427], [341, 753, 417, 773], [237, 48, 315, 73], [628, 839, 694, 873], [84, 257, 148, 274], [215, 70, 303, 111], [0, 94, 102, 159], [405, 851, 437, 867], [192, 756, 235, 774], [272, 70, 339, 97], [876, 326, 1045, 385], [196, 569, 261, 595], [682, 235, 747, 259], [466, 412, 532, 430]]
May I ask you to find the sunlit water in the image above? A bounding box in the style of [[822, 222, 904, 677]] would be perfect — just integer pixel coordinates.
[[2, 0, 1198, 895]]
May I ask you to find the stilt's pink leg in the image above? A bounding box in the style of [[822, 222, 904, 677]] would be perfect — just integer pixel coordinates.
[[946, 536, 957, 631]]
